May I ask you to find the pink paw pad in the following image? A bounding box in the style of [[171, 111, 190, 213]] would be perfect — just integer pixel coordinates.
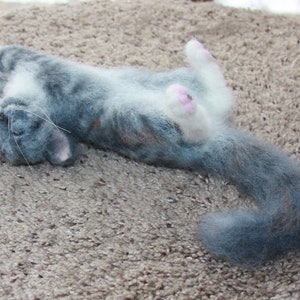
[[172, 84, 197, 113]]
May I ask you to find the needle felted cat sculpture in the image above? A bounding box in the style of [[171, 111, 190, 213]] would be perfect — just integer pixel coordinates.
[[0, 39, 299, 267]]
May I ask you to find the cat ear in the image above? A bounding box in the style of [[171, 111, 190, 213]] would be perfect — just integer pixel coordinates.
[[46, 129, 78, 165]]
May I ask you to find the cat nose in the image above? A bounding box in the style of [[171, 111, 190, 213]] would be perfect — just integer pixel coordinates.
[[0, 111, 8, 123], [10, 126, 25, 136]]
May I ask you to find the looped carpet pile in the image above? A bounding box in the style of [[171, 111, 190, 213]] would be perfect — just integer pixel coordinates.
[[0, 0, 299, 298]]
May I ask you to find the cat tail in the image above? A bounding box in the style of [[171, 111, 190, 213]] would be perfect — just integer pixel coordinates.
[[183, 127, 300, 267]]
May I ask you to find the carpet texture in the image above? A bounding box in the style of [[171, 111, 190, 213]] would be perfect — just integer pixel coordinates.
[[0, 0, 299, 298]]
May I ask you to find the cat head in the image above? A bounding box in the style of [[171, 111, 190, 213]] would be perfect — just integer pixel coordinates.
[[0, 106, 79, 166]]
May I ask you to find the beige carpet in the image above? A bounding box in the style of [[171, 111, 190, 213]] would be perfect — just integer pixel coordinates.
[[0, 0, 299, 298]]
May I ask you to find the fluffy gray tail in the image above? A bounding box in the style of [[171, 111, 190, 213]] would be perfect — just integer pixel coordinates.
[[184, 128, 300, 267]]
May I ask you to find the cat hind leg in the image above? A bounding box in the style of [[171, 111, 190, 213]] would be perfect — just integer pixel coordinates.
[[185, 39, 233, 118], [165, 83, 213, 143]]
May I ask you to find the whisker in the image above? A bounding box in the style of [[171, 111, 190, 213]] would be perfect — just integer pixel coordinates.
[[7, 118, 11, 139], [13, 107, 71, 134], [34, 105, 71, 134]]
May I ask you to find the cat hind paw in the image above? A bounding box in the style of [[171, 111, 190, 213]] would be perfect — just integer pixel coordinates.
[[165, 84, 213, 143], [166, 84, 197, 116], [184, 39, 234, 118], [185, 39, 214, 66]]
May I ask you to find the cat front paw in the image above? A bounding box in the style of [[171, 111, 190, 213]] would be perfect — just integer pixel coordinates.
[[0, 98, 78, 165]]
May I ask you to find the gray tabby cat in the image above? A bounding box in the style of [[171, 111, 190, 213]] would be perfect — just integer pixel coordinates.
[[0, 39, 299, 267]]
